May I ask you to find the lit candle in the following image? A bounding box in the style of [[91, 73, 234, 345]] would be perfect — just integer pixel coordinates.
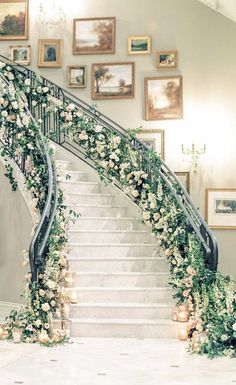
[[12, 329, 22, 343], [172, 310, 178, 321], [178, 326, 188, 341], [61, 303, 70, 319], [38, 331, 49, 344], [70, 290, 78, 304], [65, 277, 74, 288], [192, 341, 200, 353], [177, 310, 189, 322]]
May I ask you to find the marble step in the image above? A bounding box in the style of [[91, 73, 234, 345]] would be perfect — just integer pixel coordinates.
[[70, 318, 178, 338], [74, 272, 170, 287], [59, 170, 88, 182], [68, 230, 155, 243], [69, 243, 158, 258], [69, 257, 169, 272], [70, 302, 173, 319], [62, 181, 100, 194], [76, 287, 174, 303], [68, 217, 144, 231], [66, 204, 127, 217], [65, 193, 113, 206]]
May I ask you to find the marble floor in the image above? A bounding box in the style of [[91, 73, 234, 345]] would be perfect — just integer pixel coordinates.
[[0, 338, 235, 385]]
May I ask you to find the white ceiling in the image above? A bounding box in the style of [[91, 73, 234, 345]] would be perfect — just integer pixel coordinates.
[[198, 0, 236, 22]]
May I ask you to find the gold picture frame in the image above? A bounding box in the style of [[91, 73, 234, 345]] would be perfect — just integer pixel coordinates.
[[128, 36, 151, 55], [144, 76, 183, 121], [137, 128, 165, 160], [175, 172, 190, 194], [0, 0, 29, 40], [206, 189, 236, 229], [157, 50, 178, 68], [9, 44, 31, 65], [73, 17, 116, 55], [92, 62, 135, 100], [38, 39, 63, 68], [67, 65, 87, 88]]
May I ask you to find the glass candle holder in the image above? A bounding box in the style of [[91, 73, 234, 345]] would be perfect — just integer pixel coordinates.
[[12, 328, 22, 343]]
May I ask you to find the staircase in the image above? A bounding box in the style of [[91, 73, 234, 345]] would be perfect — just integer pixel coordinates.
[[56, 156, 178, 338]]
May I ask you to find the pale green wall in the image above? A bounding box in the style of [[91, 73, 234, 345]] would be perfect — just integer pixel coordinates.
[[0, 0, 235, 278], [0, 162, 33, 303]]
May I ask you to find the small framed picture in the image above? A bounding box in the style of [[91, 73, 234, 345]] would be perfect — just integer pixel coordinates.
[[0, 0, 29, 40], [92, 62, 135, 100], [38, 39, 63, 68], [206, 189, 236, 229], [73, 17, 116, 55], [157, 51, 178, 68], [137, 128, 165, 160], [144, 76, 183, 121], [9, 45, 31, 65], [128, 36, 151, 55], [175, 172, 190, 194], [67, 65, 87, 88]]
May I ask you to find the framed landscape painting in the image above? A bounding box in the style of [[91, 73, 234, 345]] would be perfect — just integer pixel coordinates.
[[67, 65, 87, 88], [206, 189, 236, 229], [137, 129, 165, 160], [157, 50, 178, 68], [92, 62, 135, 100], [73, 17, 116, 55], [0, 0, 29, 40], [128, 36, 151, 55], [38, 39, 63, 68], [145, 76, 183, 121], [9, 44, 31, 65]]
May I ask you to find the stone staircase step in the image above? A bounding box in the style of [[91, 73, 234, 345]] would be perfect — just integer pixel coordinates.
[[70, 318, 178, 338], [61, 181, 100, 193], [76, 287, 174, 304], [68, 217, 144, 231], [59, 170, 88, 182], [65, 193, 113, 206], [66, 204, 127, 217], [74, 272, 170, 287], [68, 230, 155, 244], [69, 243, 158, 258], [69, 257, 168, 272], [70, 302, 173, 319]]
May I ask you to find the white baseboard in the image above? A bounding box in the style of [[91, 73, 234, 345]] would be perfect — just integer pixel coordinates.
[[0, 301, 21, 319]]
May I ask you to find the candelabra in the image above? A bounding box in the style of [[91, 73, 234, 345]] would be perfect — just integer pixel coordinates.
[[39, 1, 65, 29], [181, 143, 206, 173]]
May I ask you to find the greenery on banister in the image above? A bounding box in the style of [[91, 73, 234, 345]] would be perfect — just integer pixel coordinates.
[[0, 61, 235, 356]]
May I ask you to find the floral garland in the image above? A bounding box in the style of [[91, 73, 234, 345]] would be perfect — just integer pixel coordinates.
[[0, 63, 70, 344], [0, 62, 235, 356]]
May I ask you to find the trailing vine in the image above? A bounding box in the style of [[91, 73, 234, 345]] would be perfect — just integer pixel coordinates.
[[0, 61, 235, 356]]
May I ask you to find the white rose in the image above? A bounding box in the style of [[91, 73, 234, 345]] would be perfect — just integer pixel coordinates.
[[42, 302, 50, 312], [1, 110, 8, 117], [132, 189, 139, 198], [95, 125, 103, 133], [24, 78, 31, 86], [232, 323, 236, 331]]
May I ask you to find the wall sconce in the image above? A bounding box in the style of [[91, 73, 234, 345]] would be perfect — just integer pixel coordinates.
[[39, 1, 65, 29], [181, 143, 206, 173]]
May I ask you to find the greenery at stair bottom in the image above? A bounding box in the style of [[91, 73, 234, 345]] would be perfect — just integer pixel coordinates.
[[0, 64, 70, 344], [0, 62, 235, 356]]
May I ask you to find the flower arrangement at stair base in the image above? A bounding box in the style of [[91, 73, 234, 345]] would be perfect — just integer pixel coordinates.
[[0, 65, 72, 345], [0, 62, 235, 357]]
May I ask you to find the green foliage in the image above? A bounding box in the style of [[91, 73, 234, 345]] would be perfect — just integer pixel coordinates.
[[0, 61, 235, 357]]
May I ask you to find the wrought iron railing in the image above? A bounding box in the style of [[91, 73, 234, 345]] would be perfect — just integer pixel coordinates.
[[0, 67, 58, 282], [0, 55, 218, 271]]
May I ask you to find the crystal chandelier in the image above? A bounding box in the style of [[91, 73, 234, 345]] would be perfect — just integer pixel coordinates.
[[39, 0, 66, 29]]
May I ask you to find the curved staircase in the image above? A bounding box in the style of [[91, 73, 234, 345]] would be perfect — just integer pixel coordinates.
[[56, 157, 177, 338]]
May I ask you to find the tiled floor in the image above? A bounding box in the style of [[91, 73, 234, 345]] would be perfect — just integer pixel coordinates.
[[0, 338, 235, 385]]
